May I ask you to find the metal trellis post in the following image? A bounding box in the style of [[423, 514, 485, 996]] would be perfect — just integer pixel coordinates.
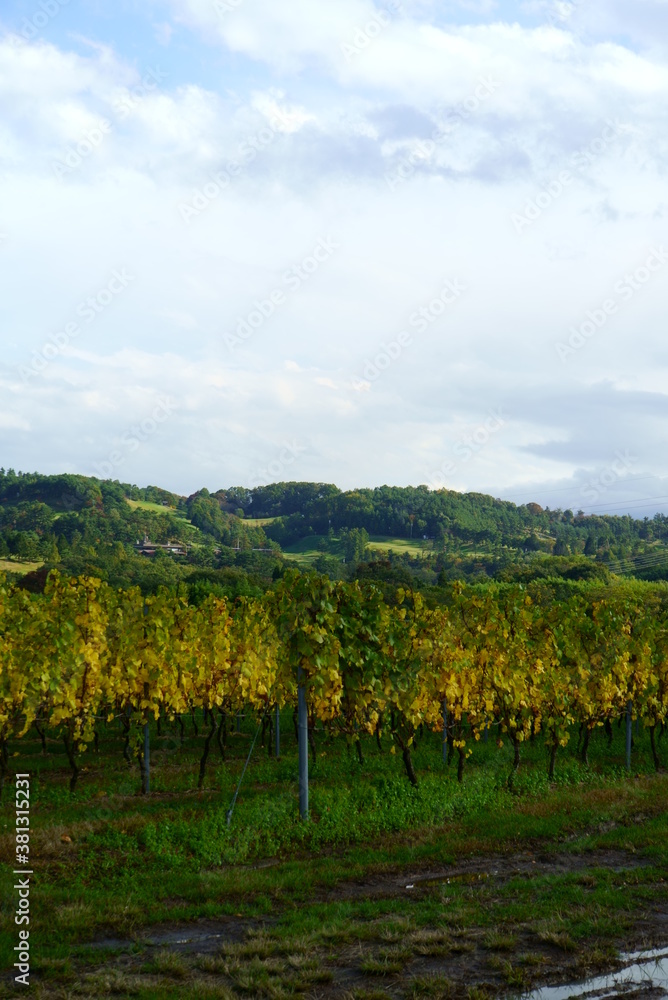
[[298, 667, 308, 819], [442, 701, 448, 762]]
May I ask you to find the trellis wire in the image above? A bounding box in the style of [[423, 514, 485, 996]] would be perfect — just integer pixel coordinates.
[[226, 711, 266, 827]]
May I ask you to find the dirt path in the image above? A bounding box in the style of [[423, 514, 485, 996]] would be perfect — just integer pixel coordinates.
[[327, 847, 650, 901]]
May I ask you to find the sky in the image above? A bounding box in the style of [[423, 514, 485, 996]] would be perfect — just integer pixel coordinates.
[[1, 0, 667, 515]]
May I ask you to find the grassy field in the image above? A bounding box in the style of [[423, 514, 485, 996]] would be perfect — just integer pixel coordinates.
[[126, 500, 183, 516], [282, 552, 320, 568], [0, 712, 666, 998], [0, 559, 43, 575], [282, 535, 433, 567], [368, 536, 432, 558], [282, 537, 326, 566]]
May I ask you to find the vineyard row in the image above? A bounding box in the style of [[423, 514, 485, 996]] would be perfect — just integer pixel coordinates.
[[1, 570, 667, 796]]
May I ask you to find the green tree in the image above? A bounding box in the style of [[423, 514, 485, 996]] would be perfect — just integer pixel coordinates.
[[341, 527, 369, 562]]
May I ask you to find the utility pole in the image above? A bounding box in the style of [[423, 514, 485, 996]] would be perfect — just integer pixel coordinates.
[[298, 667, 308, 819]]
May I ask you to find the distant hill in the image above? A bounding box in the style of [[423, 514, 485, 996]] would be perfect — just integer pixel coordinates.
[[1, 469, 668, 592], [0, 469, 279, 595], [222, 481, 668, 584]]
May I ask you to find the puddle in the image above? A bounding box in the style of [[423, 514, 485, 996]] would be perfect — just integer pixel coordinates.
[[84, 918, 257, 955], [521, 949, 668, 1000], [144, 927, 225, 949], [141, 919, 254, 953], [406, 871, 491, 888], [84, 937, 131, 952], [332, 849, 648, 902]]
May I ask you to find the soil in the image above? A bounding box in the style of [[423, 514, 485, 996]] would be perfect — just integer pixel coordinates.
[[74, 847, 667, 998], [326, 847, 651, 901]]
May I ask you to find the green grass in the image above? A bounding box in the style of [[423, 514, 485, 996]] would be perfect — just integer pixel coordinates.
[[281, 536, 327, 566], [1, 716, 666, 998], [281, 551, 320, 567], [125, 499, 193, 521], [0, 558, 43, 574], [368, 536, 432, 557], [283, 533, 433, 565]]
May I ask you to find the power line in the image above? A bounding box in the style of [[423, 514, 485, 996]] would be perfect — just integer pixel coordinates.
[[499, 474, 664, 503], [495, 489, 668, 516], [610, 549, 668, 576], [604, 502, 668, 516], [576, 496, 668, 513]]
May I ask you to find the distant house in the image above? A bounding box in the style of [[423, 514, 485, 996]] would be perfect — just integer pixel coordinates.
[[135, 534, 188, 557]]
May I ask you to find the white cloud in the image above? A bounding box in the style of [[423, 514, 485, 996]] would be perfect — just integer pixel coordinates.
[[1, 8, 668, 509], [168, 0, 668, 115], [172, 0, 368, 70], [0, 412, 30, 431]]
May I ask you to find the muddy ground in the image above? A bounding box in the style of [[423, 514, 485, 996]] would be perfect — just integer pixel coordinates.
[[61, 847, 668, 1000]]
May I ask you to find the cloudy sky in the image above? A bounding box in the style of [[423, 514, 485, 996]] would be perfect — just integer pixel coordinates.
[[1, 0, 667, 514]]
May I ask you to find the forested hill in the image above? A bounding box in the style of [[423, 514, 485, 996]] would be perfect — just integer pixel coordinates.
[[0, 470, 272, 551], [221, 480, 667, 555], [204, 481, 668, 585], [2, 469, 668, 592], [0, 469, 277, 594]]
